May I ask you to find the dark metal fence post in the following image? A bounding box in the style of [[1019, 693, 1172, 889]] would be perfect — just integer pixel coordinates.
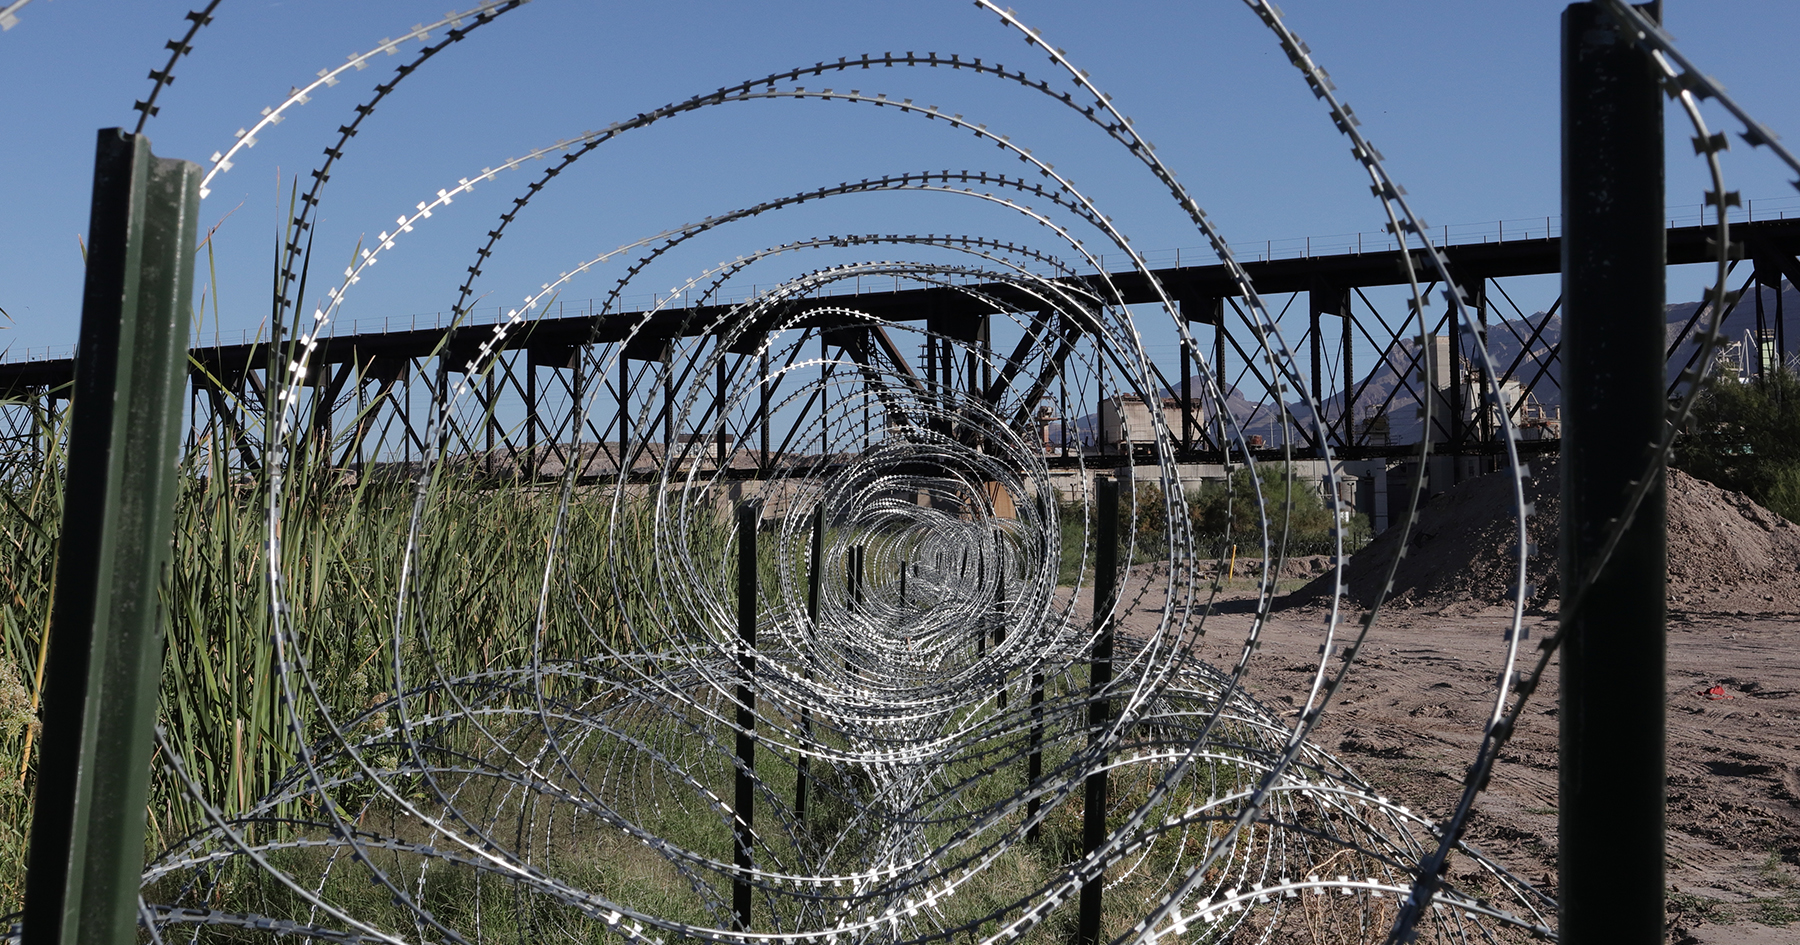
[[1560, 5, 1666, 943], [1078, 476, 1119, 945], [23, 130, 200, 945], [1025, 670, 1045, 841], [733, 501, 760, 931], [993, 532, 1007, 709], [796, 505, 823, 823], [808, 505, 824, 628], [844, 545, 863, 675], [976, 549, 987, 658], [1026, 492, 1049, 842]]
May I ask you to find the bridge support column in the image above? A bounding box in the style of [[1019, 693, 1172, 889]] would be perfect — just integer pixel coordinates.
[[1180, 339, 1193, 450], [1309, 299, 1323, 410], [717, 356, 728, 469], [618, 354, 631, 471], [759, 349, 770, 471], [662, 344, 674, 449], [528, 345, 577, 477], [1310, 286, 1352, 448]]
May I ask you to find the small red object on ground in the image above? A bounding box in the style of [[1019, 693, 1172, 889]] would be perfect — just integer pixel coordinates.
[[1702, 685, 1733, 700]]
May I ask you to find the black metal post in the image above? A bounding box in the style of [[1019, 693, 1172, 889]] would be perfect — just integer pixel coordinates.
[[976, 551, 986, 658], [1560, 5, 1666, 944], [1026, 489, 1048, 841], [848, 545, 864, 609], [24, 130, 200, 945], [844, 543, 864, 678], [808, 506, 825, 629], [733, 501, 759, 932], [993, 533, 1007, 709], [1025, 669, 1045, 841], [1078, 475, 1119, 945], [797, 505, 822, 822]]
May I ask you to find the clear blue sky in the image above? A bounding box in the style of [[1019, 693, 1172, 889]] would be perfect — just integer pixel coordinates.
[[3, 1, 1797, 372]]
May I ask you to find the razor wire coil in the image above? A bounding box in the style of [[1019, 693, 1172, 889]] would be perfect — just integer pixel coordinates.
[[4, 3, 1789, 944]]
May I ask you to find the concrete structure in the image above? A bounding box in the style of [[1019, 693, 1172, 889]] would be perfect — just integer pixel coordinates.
[[1096, 394, 1207, 454]]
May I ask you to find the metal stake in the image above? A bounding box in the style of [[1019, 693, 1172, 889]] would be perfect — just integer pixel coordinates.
[[23, 130, 200, 945]]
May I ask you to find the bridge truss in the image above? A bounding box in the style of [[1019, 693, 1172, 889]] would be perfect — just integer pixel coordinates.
[[4, 218, 1797, 487]]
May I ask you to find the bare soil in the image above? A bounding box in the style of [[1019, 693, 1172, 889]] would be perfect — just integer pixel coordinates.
[[1284, 460, 1800, 617], [1165, 603, 1800, 944], [1097, 464, 1800, 942]]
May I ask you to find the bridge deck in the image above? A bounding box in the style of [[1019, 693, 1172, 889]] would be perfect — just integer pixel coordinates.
[[5, 217, 1796, 393]]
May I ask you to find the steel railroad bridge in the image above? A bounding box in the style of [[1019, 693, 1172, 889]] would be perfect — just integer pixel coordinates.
[[4, 217, 1798, 480]]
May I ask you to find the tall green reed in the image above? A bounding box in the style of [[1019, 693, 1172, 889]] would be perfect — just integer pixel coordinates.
[[0, 388, 708, 910]]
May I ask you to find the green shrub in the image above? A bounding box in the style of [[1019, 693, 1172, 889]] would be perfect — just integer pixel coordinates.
[[1674, 368, 1800, 522], [1053, 465, 1362, 583]]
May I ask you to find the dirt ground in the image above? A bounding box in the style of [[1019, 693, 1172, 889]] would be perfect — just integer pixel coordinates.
[[1097, 462, 1800, 941], [1113, 587, 1800, 944]]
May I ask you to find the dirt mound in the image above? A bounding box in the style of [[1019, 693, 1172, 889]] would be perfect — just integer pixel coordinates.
[[1666, 469, 1800, 613], [1286, 460, 1800, 615], [1195, 554, 1336, 581]]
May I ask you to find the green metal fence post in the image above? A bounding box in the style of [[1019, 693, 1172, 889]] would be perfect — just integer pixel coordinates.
[[23, 130, 200, 945]]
